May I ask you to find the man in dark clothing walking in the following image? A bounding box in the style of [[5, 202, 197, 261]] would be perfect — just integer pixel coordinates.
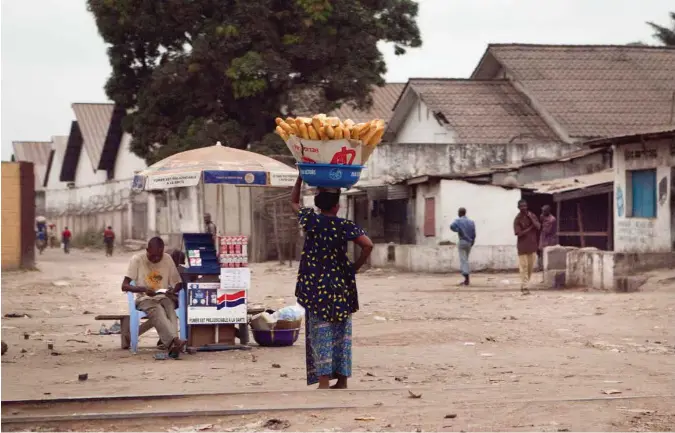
[[513, 200, 540, 295], [450, 207, 476, 286], [538, 205, 558, 270]]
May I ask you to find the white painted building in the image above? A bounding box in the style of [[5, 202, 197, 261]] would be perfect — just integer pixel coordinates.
[[601, 129, 675, 254], [367, 178, 521, 272], [44, 104, 149, 243]]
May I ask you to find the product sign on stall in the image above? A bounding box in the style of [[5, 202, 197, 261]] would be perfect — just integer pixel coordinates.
[[187, 282, 247, 324]]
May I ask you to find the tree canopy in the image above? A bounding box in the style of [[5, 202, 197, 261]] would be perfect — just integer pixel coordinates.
[[647, 11, 675, 46], [87, 0, 421, 163]]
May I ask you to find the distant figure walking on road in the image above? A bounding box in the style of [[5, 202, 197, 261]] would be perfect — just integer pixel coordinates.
[[104, 226, 115, 257], [513, 200, 540, 295], [450, 207, 476, 286], [48, 224, 59, 248], [538, 205, 558, 270], [61, 227, 72, 254]]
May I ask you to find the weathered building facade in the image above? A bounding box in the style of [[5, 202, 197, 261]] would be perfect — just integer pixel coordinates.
[[555, 129, 675, 291]]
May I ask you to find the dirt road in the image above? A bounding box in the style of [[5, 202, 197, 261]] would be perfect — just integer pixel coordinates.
[[2, 248, 674, 431]]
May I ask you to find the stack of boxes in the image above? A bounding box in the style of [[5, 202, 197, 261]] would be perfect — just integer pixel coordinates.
[[218, 236, 249, 268]]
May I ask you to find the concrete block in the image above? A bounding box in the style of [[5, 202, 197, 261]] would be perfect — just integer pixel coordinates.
[[543, 245, 577, 271], [614, 276, 647, 293], [543, 270, 566, 289]]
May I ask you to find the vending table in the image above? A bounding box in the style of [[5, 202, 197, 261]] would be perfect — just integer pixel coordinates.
[[182, 233, 252, 350]]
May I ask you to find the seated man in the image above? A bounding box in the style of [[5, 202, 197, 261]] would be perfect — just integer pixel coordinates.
[[121, 237, 187, 357]]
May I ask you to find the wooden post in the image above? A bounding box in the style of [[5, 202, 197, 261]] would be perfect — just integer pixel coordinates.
[[576, 201, 586, 247], [556, 200, 562, 244], [271, 201, 283, 264], [607, 192, 613, 251]]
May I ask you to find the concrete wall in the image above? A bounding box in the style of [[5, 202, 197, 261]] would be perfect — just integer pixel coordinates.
[[613, 138, 674, 253], [46, 180, 134, 212], [413, 179, 520, 246], [566, 248, 616, 291], [157, 184, 257, 254], [369, 243, 518, 272], [202, 184, 253, 236], [566, 246, 675, 291]]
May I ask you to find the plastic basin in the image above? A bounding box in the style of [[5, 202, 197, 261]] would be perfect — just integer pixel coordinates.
[[251, 328, 301, 347], [297, 163, 363, 188]]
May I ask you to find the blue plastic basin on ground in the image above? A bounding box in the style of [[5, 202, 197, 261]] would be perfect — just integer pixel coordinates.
[[251, 328, 300, 347], [297, 163, 364, 188]]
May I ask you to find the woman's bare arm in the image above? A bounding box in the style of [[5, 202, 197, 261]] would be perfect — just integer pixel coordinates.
[[290, 176, 302, 213], [352, 234, 374, 272]]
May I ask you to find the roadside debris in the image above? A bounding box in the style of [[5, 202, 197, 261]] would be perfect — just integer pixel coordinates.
[[408, 390, 422, 399], [78, 373, 88, 381], [263, 419, 290, 430], [99, 322, 121, 335], [5, 313, 32, 319]]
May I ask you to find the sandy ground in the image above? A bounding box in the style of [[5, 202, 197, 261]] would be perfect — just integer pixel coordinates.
[[1, 247, 675, 431]]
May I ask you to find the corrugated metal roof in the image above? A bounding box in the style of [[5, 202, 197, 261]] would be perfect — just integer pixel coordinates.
[[12, 141, 52, 165], [12, 141, 52, 189], [523, 169, 613, 194], [72, 103, 114, 171]]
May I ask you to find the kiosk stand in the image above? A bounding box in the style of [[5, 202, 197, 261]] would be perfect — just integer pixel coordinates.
[[182, 233, 252, 351]]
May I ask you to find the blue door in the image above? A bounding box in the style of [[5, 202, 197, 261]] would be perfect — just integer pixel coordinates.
[[631, 169, 656, 218]]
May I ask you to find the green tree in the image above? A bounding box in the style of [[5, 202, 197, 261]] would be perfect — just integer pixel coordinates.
[[88, 0, 421, 163], [647, 12, 675, 46]]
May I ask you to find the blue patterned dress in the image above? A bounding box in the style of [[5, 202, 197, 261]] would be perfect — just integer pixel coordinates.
[[296, 207, 365, 385]]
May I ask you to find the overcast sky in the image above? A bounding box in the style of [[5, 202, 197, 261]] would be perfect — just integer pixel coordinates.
[[1, 0, 673, 160]]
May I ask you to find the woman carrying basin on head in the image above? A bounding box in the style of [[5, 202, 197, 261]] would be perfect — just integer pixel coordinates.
[[290, 176, 373, 389]]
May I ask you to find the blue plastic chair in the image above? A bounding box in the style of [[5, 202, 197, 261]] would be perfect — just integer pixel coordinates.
[[127, 282, 187, 353]]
